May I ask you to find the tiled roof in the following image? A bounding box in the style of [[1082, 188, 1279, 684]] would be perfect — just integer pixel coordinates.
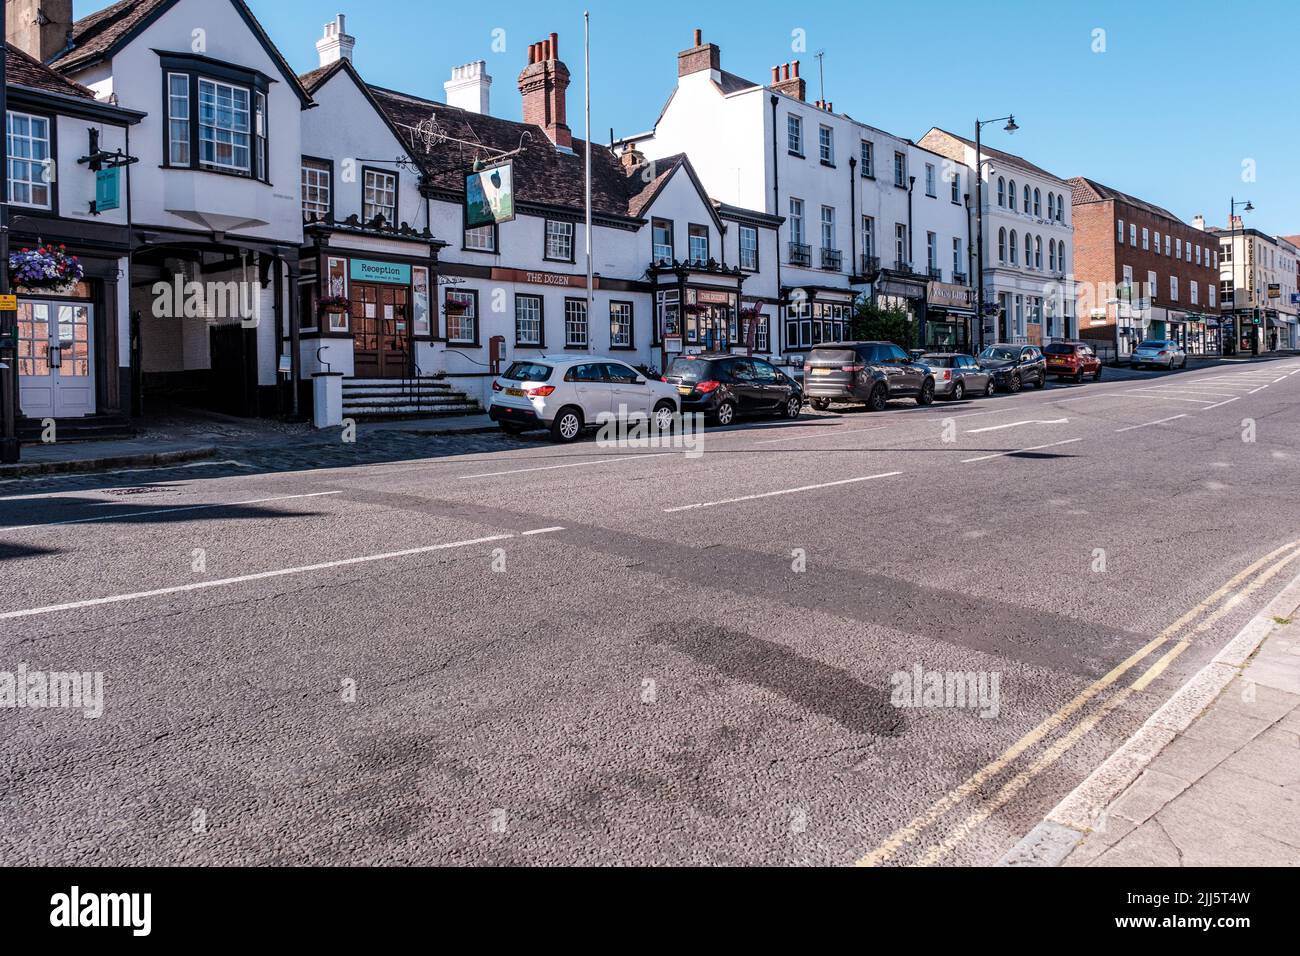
[[54, 0, 170, 72], [6, 46, 94, 99], [1066, 176, 1181, 223], [323, 67, 659, 222], [920, 128, 1068, 185]]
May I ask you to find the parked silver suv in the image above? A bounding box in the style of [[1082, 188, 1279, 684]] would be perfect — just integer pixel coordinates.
[[803, 341, 936, 411]]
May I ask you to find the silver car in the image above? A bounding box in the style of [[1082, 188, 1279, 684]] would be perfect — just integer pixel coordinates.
[[918, 352, 995, 400], [1131, 339, 1187, 370]]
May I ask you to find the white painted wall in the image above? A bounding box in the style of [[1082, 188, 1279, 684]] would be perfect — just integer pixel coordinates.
[[61, 0, 304, 245]]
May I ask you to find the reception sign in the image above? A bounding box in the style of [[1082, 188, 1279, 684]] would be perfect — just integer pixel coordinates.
[[350, 259, 411, 285]]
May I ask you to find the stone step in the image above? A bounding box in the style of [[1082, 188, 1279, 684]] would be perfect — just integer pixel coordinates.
[[342, 404, 481, 420], [343, 395, 477, 408], [343, 377, 455, 388]]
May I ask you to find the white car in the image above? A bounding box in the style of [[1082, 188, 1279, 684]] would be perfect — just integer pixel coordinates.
[[1131, 339, 1188, 370], [488, 356, 680, 443]]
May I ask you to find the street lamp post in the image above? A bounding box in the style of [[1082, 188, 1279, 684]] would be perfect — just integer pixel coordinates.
[[0, 6, 18, 464], [1230, 197, 1254, 356], [973, 114, 1017, 352]]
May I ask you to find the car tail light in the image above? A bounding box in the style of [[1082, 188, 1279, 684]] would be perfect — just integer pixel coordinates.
[[841, 364, 866, 373], [526, 385, 556, 397], [1158, 351, 1169, 357], [695, 380, 721, 394], [941, 370, 952, 381], [491, 380, 504, 392], [661, 376, 668, 382]]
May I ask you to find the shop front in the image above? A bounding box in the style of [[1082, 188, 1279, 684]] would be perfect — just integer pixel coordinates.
[[11, 238, 129, 427], [652, 262, 748, 367], [301, 239, 436, 380], [924, 281, 976, 353]]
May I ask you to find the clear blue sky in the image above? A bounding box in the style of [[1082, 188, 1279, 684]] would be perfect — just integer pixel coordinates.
[[78, 0, 1298, 235]]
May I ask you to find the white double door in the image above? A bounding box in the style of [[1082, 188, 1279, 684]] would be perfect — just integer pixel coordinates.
[[17, 300, 96, 419]]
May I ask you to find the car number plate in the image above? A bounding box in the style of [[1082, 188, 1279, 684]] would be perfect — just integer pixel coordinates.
[[505, 387, 526, 397], [677, 386, 693, 395], [810, 368, 831, 376]]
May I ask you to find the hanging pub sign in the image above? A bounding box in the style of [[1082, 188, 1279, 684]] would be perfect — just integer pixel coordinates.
[[95, 167, 121, 212], [465, 161, 516, 229]]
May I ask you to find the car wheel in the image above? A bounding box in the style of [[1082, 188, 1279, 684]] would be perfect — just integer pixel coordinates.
[[1093, 366, 1103, 382], [652, 400, 676, 433], [917, 379, 935, 406], [810, 398, 831, 411], [866, 383, 889, 412], [1074, 369, 1085, 384], [950, 381, 965, 402], [550, 407, 583, 443], [715, 400, 737, 427], [984, 379, 996, 397], [1009, 373, 1022, 393], [1033, 370, 1046, 389], [781, 395, 802, 419]]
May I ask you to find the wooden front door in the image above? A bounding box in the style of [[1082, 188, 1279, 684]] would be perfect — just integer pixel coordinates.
[[352, 282, 410, 378]]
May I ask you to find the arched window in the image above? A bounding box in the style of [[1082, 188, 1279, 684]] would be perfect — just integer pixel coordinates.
[[1049, 239, 1057, 271], [998, 227, 1007, 262], [1024, 234, 1033, 269], [1023, 184, 1031, 213], [1047, 193, 1055, 220], [1033, 188, 1041, 217], [1008, 180, 1016, 211], [1009, 230, 1018, 264], [1058, 245, 1066, 272], [1035, 235, 1043, 269], [997, 177, 1006, 207]]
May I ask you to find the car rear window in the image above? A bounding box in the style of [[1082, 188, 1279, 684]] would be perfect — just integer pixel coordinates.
[[501, 362, 553, 382], [1137, 341, 1167, 349], [807, 348, 858, 366], [921, 354, 954, 367], [1043, 343, 1075, 355], [666, 357, 712, 382]]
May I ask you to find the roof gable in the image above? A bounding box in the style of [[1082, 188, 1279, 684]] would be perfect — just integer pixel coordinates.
[[54, 0, 312, 106]]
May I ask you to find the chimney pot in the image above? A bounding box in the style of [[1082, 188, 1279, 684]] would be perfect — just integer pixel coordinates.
[[694, 28, 702, 47], [771, 65, 779, 82], [445, 59, 493, 115], [782, 63, 790, 81], [315, 12, 356, 67], [519, 34, 572, 149], [792, 60, 800, 78]]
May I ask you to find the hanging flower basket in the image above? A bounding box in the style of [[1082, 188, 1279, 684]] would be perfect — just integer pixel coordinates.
[[317, 294, 352, 319], [738, 306, 763, 321], [682, 303, 707, 317], [10, 244, 84, 294], [444, 300, 468, 315]]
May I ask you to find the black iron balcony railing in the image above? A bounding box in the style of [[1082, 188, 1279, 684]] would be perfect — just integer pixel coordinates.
[[821, 248, 843, 271], [789, 242, 811, 267], [953, 271, 968, 285], [861, 254, 880, 275], [928, 266, 943, 280]]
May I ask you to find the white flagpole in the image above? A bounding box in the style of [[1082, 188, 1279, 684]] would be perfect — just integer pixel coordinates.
[[584, 10, 593, 348]]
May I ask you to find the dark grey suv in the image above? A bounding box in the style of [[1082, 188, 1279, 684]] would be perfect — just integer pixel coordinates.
[[803, 341, 936, 411]]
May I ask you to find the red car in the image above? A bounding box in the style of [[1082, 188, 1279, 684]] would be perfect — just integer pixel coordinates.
[[1044, 341, 1102, 383]]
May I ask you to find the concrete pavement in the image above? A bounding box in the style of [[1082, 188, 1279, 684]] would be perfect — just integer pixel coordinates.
[[2, 355, 1299, 865]]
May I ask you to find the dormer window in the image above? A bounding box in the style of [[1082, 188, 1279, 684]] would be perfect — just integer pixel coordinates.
[[161, 55, 270, 182]]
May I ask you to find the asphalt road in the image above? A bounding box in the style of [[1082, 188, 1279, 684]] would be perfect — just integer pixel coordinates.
[[3, 357, 1299, 866]]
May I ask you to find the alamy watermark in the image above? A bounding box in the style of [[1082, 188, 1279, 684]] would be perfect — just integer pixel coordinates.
[[890, 664, 1000, 719], [0, 663, 103, 719], [594, 407, 705, 458]]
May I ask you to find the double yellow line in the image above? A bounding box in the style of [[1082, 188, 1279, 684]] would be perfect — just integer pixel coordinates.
[[856, 537, 1300, 867]]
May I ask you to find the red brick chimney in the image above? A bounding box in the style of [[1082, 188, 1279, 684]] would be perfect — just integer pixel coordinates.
[[678, 27, 720, 79], [771, 60, 805, 101], [518, 32, 572, 149]]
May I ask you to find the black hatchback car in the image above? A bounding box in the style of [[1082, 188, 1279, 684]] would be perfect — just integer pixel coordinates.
[[977, 343, 1047, 392], [663, 354, 804, 425]]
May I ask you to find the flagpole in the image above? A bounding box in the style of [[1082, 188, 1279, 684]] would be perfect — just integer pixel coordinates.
[[584, 10, 593, 347]]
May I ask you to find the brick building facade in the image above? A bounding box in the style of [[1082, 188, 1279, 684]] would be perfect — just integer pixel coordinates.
[[1068, 177, 1221, 357]]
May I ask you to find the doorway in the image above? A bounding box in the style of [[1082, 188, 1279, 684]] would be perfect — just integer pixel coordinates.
[[16, 299, 96, 419], [351, 282, 410, 378]]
